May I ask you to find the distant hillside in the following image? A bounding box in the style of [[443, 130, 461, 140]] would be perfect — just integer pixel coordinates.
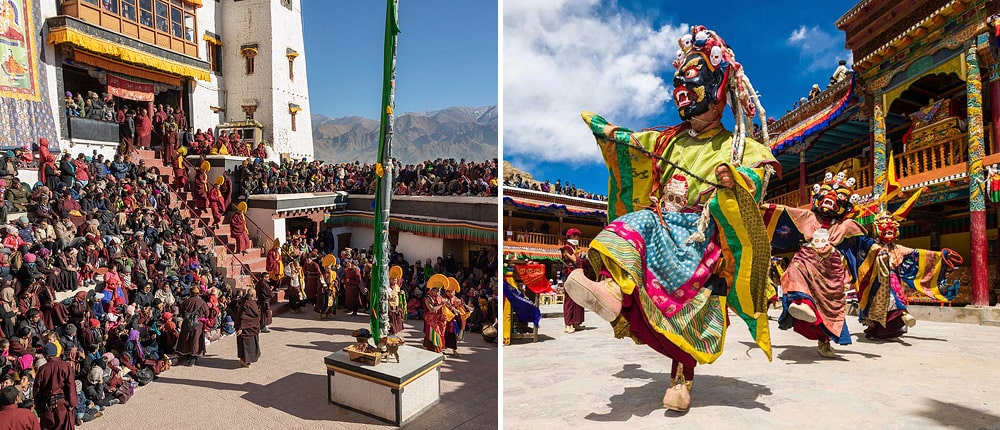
[[502, 160, 534, 183], [312, 106, 498, 164]]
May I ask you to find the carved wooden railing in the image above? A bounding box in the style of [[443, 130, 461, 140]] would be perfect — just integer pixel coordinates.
[[504, 232, 592, 248], [765, 190, 800, 207], [897, 132, 967, 178], [849, 166, 873, 189]]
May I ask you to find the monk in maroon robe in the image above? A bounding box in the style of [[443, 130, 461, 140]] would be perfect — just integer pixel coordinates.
[[0, 386, 41, 429], [230, 203, 251, 253], [175, 294, 209, 364], [342, 261, 363, 315], [33, 343, 77, 430], [220, 174, 233, 210], [192, 167, 209, 216], [303, 257, 322, 302], [135, 108, 152, 149], [207, 182, 225, 227]]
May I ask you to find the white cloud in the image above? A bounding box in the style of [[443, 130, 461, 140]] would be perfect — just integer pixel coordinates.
[[503, 0, 686, 164], [786, 25, 851, 72]]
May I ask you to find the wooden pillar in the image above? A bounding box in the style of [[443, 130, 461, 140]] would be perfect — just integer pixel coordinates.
[[872, 102, 888, 200], [798, 150, 809, 206], [966, 45, 989, 307]]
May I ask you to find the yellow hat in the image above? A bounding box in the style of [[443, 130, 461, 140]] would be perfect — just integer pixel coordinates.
[[389, 265, 402, 280], [214, 176, 224, 185], [322, 255, 337, 267], [426, 274, 448, 290], [200, 161, 210, 171], [446, 277, 460, 292], [272, 238, 280, 248], [236, 201, 247, 212], [178, 147, 187, 156]]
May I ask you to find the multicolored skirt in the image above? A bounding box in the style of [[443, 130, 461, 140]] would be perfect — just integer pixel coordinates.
[[589, 209, 729, 365]]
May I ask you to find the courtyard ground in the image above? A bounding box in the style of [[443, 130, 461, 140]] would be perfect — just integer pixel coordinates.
[[503, 305, 1000, 430], [96, 310, 498, 429]]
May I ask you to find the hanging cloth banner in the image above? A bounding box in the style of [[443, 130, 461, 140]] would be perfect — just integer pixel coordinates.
[[107, 74, 154, 102]]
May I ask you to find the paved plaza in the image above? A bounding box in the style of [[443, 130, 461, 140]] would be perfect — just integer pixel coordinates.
[[95, 311, 498, 430], [504, 305, 1000, 429]]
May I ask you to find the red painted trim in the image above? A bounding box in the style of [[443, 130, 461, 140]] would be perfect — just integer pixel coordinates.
[[970, 210, 989, 306]]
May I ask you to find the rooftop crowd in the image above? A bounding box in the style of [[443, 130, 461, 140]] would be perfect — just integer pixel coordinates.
[[232, 157, 499, 197], [503, 174, 607, 202]]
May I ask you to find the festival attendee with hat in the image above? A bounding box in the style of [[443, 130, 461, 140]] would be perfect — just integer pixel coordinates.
[[442, 276, 469, 357], [387, 265, 405, 334], [266, 239, 283, 289], [563, 26, 778, 411], [561, 228, 586, 334], [33, 342, 77, 429], [192, 161, 210, 216], [207, 177, 225, 227], [230, 202, 251, 254], [341, 259, 363, 316], [315, 256, 338, 320], [173, 147, 189, 190], [235, 287, 261, 368], [422, 274, 449, 354]]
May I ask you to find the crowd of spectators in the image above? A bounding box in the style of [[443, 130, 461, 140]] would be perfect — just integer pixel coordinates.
[[232, 157, 498, 197], [0, 140, 256, 427], [0, 133, 499, 426], [503, 175, 607, 201], [279, 229, 498, 333]]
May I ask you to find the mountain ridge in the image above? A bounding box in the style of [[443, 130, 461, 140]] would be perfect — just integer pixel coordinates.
[[312, 105, 497, 164]]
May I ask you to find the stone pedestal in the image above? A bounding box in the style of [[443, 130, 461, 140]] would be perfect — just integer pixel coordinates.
[[324, 345, 442, 426]]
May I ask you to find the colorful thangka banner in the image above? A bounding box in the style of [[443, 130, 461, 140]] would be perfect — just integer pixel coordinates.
[[0, 0, 57, 149]]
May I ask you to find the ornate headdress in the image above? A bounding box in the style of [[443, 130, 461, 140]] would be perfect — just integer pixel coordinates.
[[672, 25, 770, 162], [811, 171, 860, 219]]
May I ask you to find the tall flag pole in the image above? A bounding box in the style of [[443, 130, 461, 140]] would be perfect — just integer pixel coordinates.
[[370, 0, 400, 344]]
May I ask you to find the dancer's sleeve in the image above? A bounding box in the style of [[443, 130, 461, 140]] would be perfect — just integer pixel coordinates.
[[710, 163, 773, 361], [760, 204, 808, 251], [897, 248, 960, 302], [582, 111, 662, 221]]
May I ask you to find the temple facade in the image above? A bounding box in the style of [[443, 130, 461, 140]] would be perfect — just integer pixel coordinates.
[[502, 187, 607, 281], [1, 0, 313, 160], [766, 0, 1000, 306]]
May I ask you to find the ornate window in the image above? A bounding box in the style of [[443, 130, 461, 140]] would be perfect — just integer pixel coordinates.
[[289, 103, 301, 131], [241, 44, 258, 75], [61, 0, 200, 57], [204, 32, 223, 73], [286, 48, 298, 81]]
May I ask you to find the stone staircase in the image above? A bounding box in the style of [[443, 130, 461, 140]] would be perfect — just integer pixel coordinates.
[[134, 149, 287, 312]]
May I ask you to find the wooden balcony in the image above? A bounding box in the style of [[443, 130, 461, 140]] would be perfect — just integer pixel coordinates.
[[505, 232, 592, 248], [766, 190, 801, 207], [897, 132, 968, 178]]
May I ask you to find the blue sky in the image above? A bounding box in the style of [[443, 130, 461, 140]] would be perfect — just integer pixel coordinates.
[[302, 1, 498, 119], [503, 0, 855, 194]]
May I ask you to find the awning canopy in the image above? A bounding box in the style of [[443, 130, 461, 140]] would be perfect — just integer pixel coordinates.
[[48, 26, 210, 81], [324, 212, 496, 244], [72, 50, 182, 86], [770, 75, 856, 155], [503, 196, 606, 219]]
